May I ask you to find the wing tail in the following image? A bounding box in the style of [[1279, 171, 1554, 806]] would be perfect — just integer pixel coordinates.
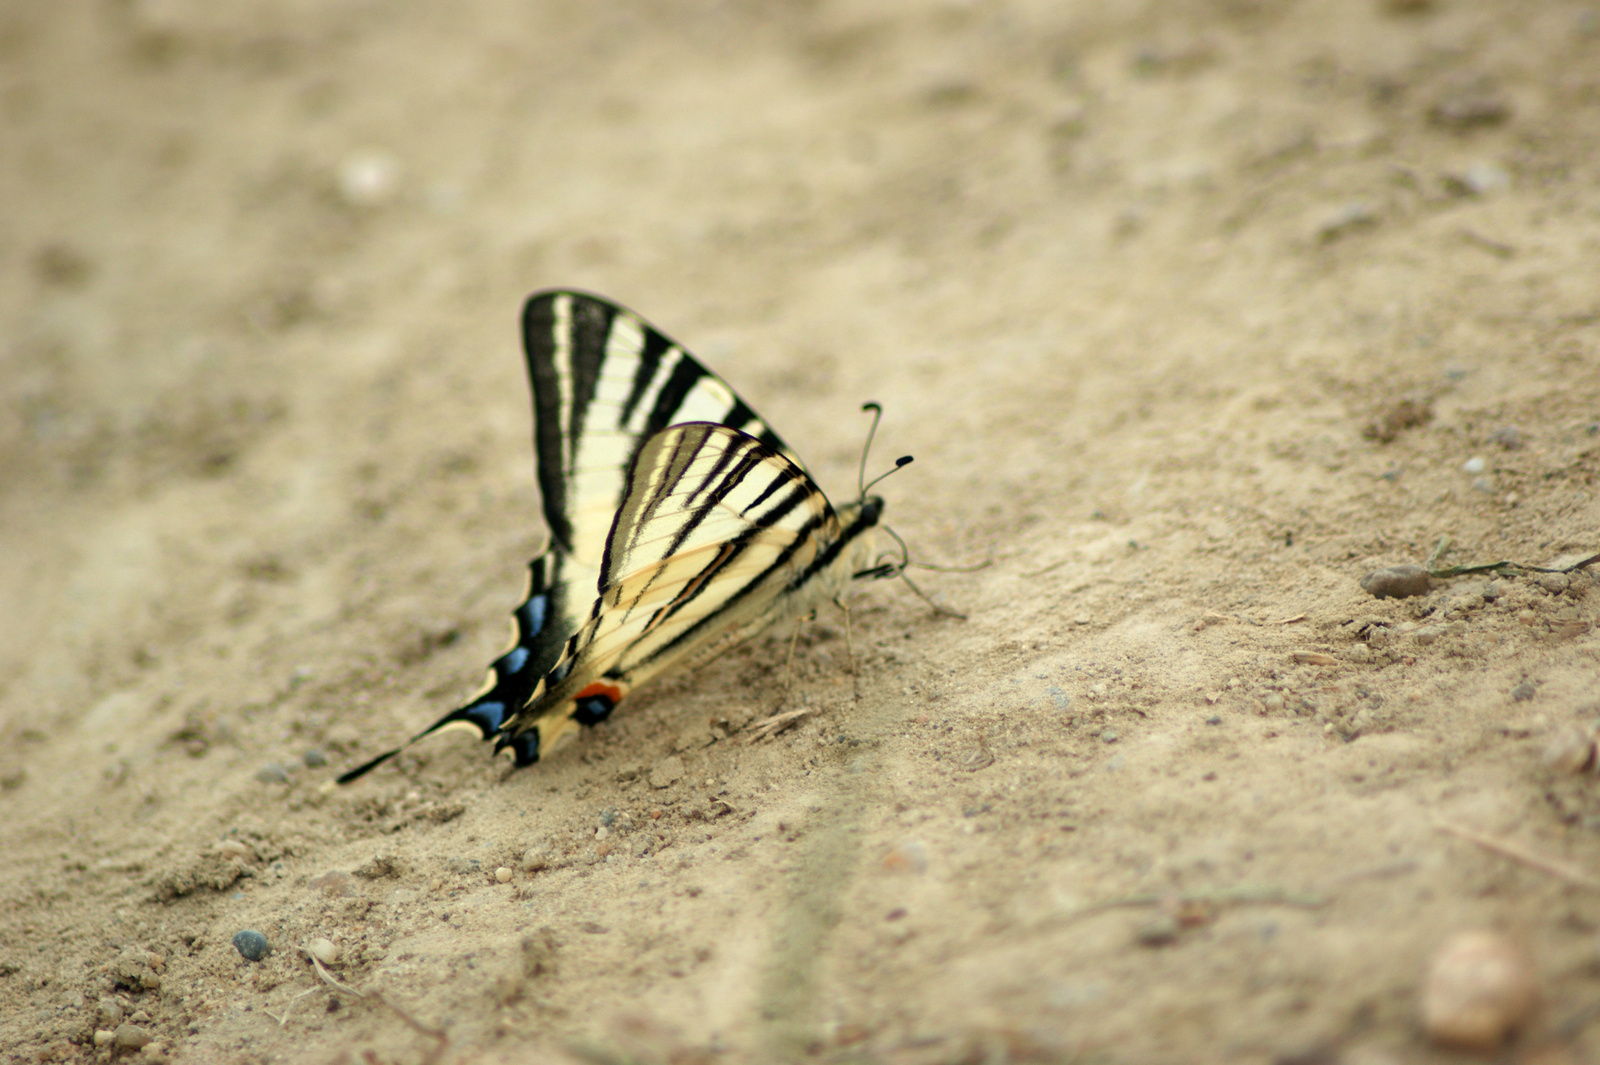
[[337, 551, 579, 784]]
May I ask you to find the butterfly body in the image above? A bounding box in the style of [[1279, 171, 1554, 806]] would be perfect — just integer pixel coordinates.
[[337, 292, 891, 783]]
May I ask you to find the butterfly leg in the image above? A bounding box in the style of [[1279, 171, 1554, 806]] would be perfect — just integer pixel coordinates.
[[781, 612, 811, 701], [833, 595, 859, 702]]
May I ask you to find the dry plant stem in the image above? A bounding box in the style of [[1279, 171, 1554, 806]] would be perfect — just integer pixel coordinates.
[[306, 953, 449, 1062], [1425, 535, 1600, 579], [264, 986, 319, 1028], [1057, 885, 1327, 925], [746, 705, 815, 742], [1436, 822, 1600, 891]]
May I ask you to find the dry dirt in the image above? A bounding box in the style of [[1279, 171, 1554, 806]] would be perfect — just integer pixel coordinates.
[[4, 2, 1600, 1063]]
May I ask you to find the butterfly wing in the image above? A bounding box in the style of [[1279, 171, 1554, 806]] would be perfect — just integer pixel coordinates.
[[339, 292, 802, 783], [525, 291, 801, 567], [495, 423, 847, 762]]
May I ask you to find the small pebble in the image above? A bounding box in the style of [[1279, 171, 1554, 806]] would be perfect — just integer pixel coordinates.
[[595, 826, 609, 841], [93, 1030, 115, 1048], [303, 749, 328, 768], [1361, 565, 1431, 600], [882, 841, 929, 874], [1136, 912, 1182, 946], [1100, 729, 1119, 744], [1489, 426, 1524, 450], [495, 866, 513, 883], [1363, 393, 1433, 442], [1430, 92, 1512, 131], [1510, 682, 1537, 702], [1472, 477, 1494, 493], [308, 870, 355, 897], [598, 807, 618, 827], [1444, 163, 1511, 197], [1317, 201, 1377, 242], [1462, 456, 1486, 474], [1413, 627, 1442, 645], [216, 839, 254, 860], [1537, 573, 1569, 595], [1421, 930, 1539, 1051], [1205, 715, 1222, 726], [254, 763, 290, 784], [1539, 724, 1597, 774], [113, 1024, 153, 1050], [1262, 693, 1286, 714], [521, 848, 547, 872], [305, 937, 339, 965], [336, 149, 400, 206], [1291, 651, 1338, 666], [232, 929, 270, 962]]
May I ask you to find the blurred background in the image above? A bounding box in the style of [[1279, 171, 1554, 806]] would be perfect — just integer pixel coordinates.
[[4, 2, 1600, 1062]]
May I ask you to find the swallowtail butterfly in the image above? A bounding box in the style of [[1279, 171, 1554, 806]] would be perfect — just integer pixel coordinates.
[[338, 291, 902, 781]]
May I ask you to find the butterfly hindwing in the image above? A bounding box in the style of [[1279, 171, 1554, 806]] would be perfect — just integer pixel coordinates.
[[498, 423, 852, 761]]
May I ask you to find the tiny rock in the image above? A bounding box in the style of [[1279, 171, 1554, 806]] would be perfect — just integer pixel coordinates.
[[1291, 651, 1338, 666], [1430, 92, 1512, 131], [254, 763, 291, 784], [1510, 681, 1537, 702], [113, 1024, 153, 1050], [1361, 565, 1431, 600], [1537, 573, 1569, 595], [309, 870, 356, 897], [232, 929, 270, 962], [1421, 930, 1539, 1051], [1363, 393, 1433, 442], [882, 841, 929, 874], [521, 848, 548, 872], [1539, 724, 1597, 774], [93, 1030, 115, 1048], [336, 149, 401, 207], [306, 937, 339, 966], [496, 866, 513, 883]]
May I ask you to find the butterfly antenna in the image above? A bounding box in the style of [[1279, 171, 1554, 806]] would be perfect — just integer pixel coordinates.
[[858, 402, 883, 498], [857, 402, 914, 498]]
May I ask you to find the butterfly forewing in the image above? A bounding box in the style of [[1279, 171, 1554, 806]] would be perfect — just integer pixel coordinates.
[[527, 293, 798, 569]]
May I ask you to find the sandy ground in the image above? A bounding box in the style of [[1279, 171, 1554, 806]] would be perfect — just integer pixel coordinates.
[[4, 2, 1600, 1063]]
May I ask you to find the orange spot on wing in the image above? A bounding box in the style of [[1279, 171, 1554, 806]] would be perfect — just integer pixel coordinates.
[[574, 682, 625, 704]]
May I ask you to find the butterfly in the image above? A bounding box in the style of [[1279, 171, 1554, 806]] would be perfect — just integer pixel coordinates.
[[338, 290, 909, 783]]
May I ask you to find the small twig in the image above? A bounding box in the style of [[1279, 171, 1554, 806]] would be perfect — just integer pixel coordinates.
[[1436, 822, 1600, 891], [306, 953, 450, 1061], [1325, 859, 1420, 887], [1458, 228, 1516, 259], [1056, 885, 1327, 925], [745, 706, 815, 742], [264, 986, 318, 1028]]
